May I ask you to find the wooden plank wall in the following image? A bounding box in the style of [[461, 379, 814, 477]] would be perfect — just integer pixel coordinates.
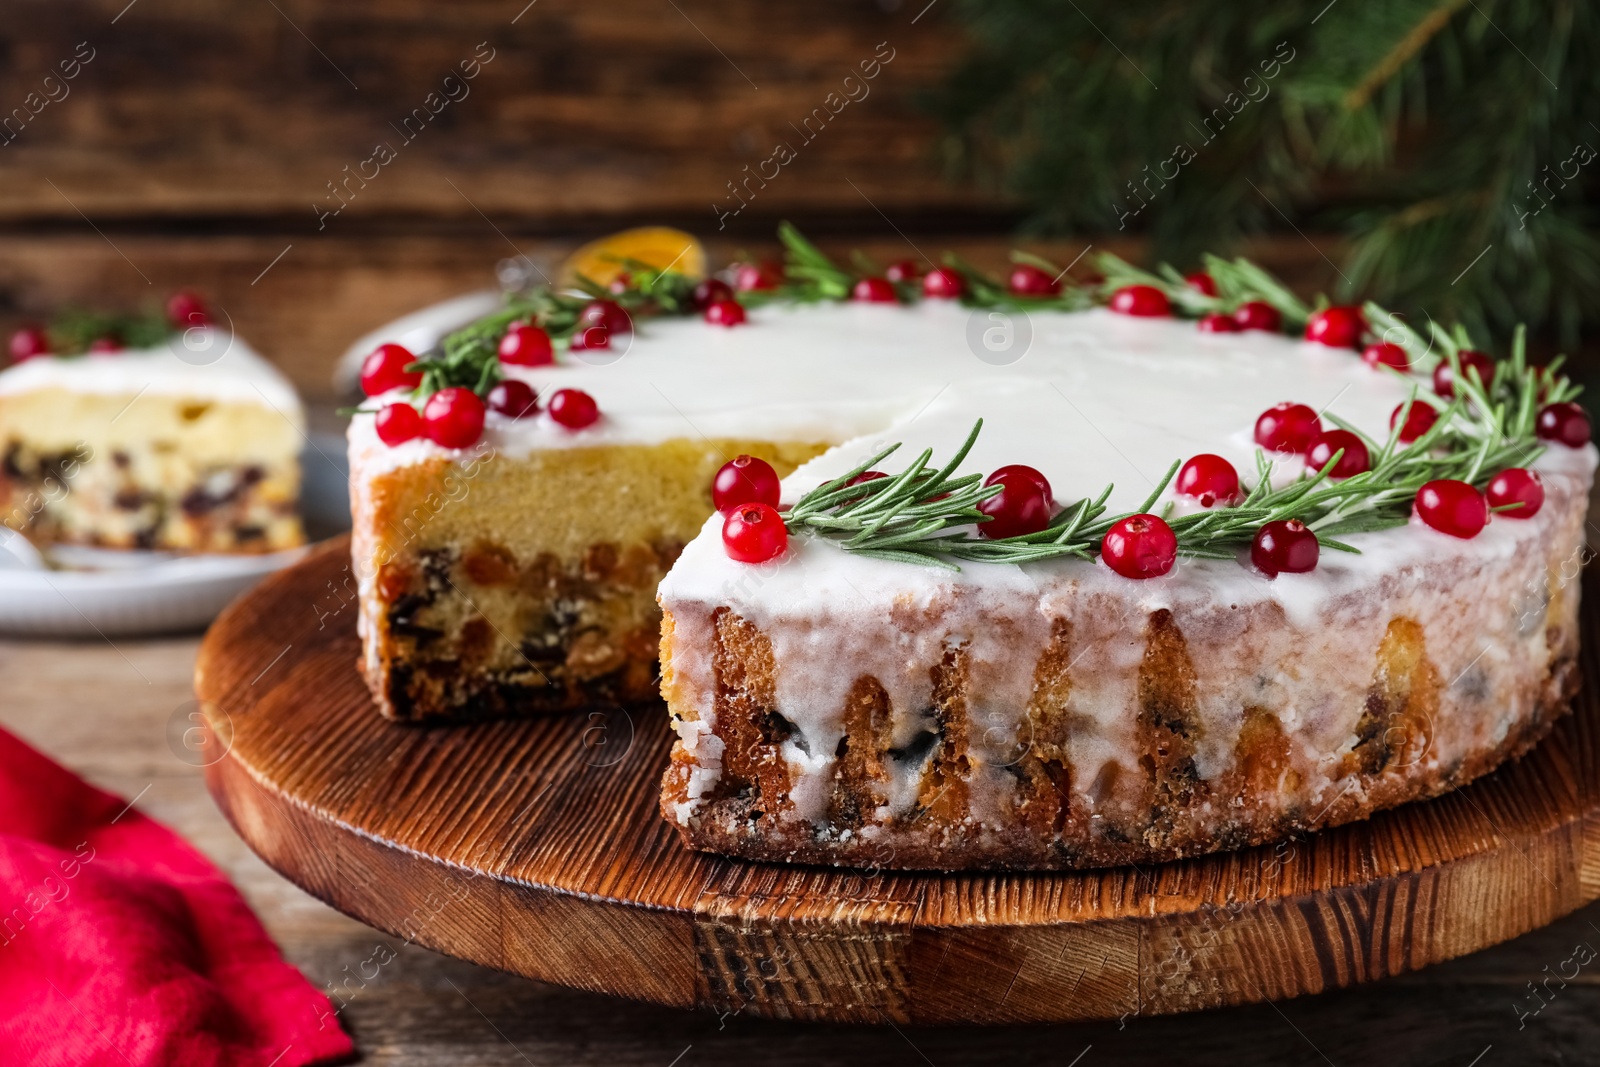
[[0, 1, 1343, 401], [1, 0, 976, 223]]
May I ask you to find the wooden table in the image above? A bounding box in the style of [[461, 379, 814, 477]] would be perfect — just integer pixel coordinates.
[[6, 633, 1600, 1065]]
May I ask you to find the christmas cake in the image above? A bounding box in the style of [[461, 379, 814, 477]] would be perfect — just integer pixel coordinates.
[[348, 226, 1593, 869], [0, 295, 305, 554]]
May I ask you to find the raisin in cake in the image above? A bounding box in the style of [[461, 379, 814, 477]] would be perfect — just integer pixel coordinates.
[[0, 310, 305, 554], [348, 234, 1593, 870]]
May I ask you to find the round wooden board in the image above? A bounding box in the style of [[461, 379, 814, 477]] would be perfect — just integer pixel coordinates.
[[196, 536, 1600, 1025]]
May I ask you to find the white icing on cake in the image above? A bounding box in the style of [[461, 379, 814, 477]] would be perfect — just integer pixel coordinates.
[[351, 301, 1421, 483], [0, 330, 304, 426]]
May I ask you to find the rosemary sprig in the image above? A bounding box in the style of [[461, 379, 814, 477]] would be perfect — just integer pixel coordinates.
[[1095, 251, 1313, 324], [785, 349, 1566, 570]]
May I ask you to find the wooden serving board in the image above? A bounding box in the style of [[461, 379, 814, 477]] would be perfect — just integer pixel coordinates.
[[196, 536, 1600, 1024]]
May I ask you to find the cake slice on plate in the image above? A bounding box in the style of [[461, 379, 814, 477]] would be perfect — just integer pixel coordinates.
[[0, 295, 305, 554]]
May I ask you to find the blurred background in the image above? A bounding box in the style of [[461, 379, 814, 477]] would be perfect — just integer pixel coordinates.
[[6, 0, 1591, 408]]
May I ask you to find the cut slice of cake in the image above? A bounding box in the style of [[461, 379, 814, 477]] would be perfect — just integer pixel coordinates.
[[0, 300, 305, 554], [351, 429, 824, 719]]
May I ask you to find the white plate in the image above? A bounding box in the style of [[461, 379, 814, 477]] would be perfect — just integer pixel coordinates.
[[0, 436, 350, 637]]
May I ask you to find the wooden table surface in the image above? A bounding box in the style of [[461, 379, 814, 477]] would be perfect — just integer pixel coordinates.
[[5, 632, 1600, 1066]]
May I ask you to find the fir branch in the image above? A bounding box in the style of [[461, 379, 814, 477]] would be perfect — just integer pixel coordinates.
[[933, 0, 1600, 343]]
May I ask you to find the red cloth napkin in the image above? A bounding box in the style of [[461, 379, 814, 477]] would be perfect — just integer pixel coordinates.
[[0, 726, 353, 1067]]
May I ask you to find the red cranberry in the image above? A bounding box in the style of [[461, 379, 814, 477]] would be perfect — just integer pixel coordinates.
[[1185, 271, 1218, 297], [498, 322, 554, 366], [977, 465, 1053, 539], [885, 260, 921, 283], [1251, 519, 1319, 577], [1362, 342, 1410, 371], [734, 261, 784, 292], [1175, 454, 1240, 507], [922, 266, 966, 300], [607, 272, 633, 295], [9, 326, 50, 361], [1390, 401, 1439, 444], [1197, 313, 1239, 333], [722, 502, 788, 563], [1306, 429, 1371, 479], [375, 402, 424, 446], [166, 290, 212, 328], [985, 464, 1052, 497], [88, 336, 124, 353], [840, 469, 888, 503], [691, 278, 734, 310], [852, 277, 898, 303], [547, 387, 599, 430], [704, 298, 747, 326], [1008, 264, 1061, 297], [487, 379, 539, 419], [422, 386, 486, 449], [1486, 468, 1544, 519], [360, 343, 422, 396], [1433, 349, 1495, 398], [578, 300, 632, 336], [569, 325, 611, 351], [1304, 305, 1364, 348], [1536, 402, 1591, 447], [1233, 301, 1282, 332], [1415, 479, 1488, 539], [1101, 514, 1178, 579], [713, 454, 781, 514], [1110, 285, 1171, 317], [1254, 402, 1321, 455]]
